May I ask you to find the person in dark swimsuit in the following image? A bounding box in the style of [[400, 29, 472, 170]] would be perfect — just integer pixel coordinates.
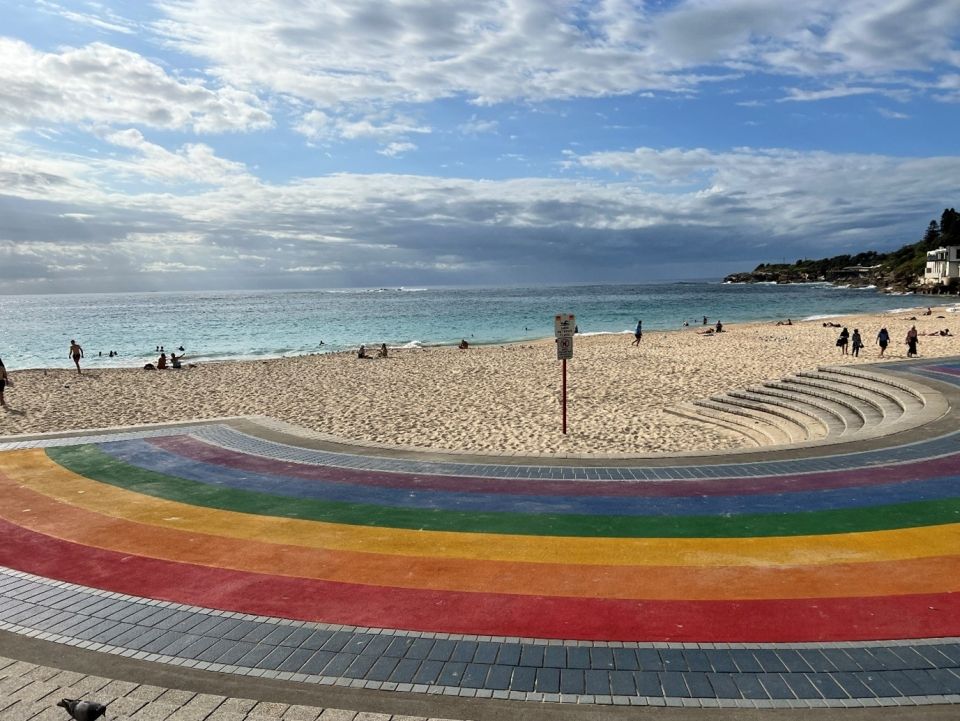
[[69, 340, 84, 374]]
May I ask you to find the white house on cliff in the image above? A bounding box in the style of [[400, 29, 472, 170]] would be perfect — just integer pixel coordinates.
[[923, 246, 960, 289]]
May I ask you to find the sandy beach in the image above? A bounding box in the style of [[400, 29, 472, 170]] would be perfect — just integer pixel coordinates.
[[2, 306, 959, 454]]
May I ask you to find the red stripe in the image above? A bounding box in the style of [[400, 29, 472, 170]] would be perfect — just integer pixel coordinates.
[[2, 518, 958, 642]]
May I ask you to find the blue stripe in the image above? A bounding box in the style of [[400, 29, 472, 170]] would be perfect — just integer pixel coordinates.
[[92, 439, 960, 517]]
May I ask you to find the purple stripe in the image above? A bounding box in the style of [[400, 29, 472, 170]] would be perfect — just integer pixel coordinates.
[[922, 364, 960, 378], [147, 435, 955, 498]]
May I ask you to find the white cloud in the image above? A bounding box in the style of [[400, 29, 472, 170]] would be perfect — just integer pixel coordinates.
[[151, 0, 960, 113], [101, 128, 253, 185], [933, 73, 960, 102], [284, 264, 344, 272], [151, 0, 704, 107], [141, 261, 208, 272], [779, 85, 881, 102], [0, 38, 272, 133], [295, 110, 431, 142], [1, 136, 958, 291], [378, 142, 417, 157], [458, 117, 499, 135], [36, 0, 139, 34], [878, 107, 910, 119]]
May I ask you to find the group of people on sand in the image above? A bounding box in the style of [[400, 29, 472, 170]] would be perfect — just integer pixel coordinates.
[[835, 328, 866, 357], [833, 324, 944, 359], [145, 344, 188, 370], [59, 339, 192, 374], [633, 318, 725, 343], [358, 343, 389, 359]]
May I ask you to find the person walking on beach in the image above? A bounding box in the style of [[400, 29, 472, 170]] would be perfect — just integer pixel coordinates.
[[632, 319, 643, 346], [68, 339, 84, 374], [906, 325, 919, 357], [851, 329, 864, 357], [837, 328, 849, 355], [877, 327, 890, 357], [0, 357, 8, 407]]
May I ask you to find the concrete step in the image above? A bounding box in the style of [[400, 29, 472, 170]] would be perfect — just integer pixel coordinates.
[[779, 376, 886, 426], [815, 366, 927, 412], [665, 403, 767, 447], [751, 383, 861, 436], [691, 399, 794, 446], [667, 363, 948, 451], [731, 389, 837, 438], [694, 397, 807, 444], [796, 372, 906, 422]]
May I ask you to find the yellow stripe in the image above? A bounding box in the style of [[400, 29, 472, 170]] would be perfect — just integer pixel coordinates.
[[3, 449, 960, 567]]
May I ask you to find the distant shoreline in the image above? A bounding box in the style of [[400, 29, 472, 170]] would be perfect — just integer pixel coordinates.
[[1, 283, 953, 372], [5, 300, 956, 374]]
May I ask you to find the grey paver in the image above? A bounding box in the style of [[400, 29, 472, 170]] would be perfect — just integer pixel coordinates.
[[317, 710, 356, 720]]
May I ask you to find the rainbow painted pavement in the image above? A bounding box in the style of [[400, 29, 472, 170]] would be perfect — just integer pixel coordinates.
[[3, 359, 960, 709]]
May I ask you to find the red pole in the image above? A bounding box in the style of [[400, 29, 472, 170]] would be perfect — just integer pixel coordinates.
[[562, 358, 567, 434]]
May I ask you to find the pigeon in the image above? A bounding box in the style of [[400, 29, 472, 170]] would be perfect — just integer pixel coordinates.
[[57, 698, 107, 721]]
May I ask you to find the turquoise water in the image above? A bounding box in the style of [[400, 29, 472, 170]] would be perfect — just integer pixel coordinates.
[[0, 283, 948, 370]]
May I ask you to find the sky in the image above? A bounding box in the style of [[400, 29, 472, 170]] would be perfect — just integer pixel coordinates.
[[1, 0, 960, 293]]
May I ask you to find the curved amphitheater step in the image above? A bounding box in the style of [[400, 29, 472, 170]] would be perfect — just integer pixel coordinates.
[[779, 375, 886, 427], [667, 363, 946, 449], [745, 384, 858, 436]]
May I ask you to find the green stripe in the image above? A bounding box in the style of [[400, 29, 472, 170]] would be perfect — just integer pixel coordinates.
[[46, 444, 960, 538]]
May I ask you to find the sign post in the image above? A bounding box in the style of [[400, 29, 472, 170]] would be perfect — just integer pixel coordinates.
[[554, 314, 575, 434]]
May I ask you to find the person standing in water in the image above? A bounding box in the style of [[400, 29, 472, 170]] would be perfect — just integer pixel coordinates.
[[68, 339, 84, 374]]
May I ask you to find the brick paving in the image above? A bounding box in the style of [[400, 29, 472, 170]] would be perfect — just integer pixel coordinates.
[[0, 655, 457, 721]]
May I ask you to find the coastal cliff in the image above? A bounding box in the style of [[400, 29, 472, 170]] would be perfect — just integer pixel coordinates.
[[725, 208, 959, 293]]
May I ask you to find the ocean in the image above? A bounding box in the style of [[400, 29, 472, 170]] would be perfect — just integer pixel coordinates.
[[0, 282, 952, 370]]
